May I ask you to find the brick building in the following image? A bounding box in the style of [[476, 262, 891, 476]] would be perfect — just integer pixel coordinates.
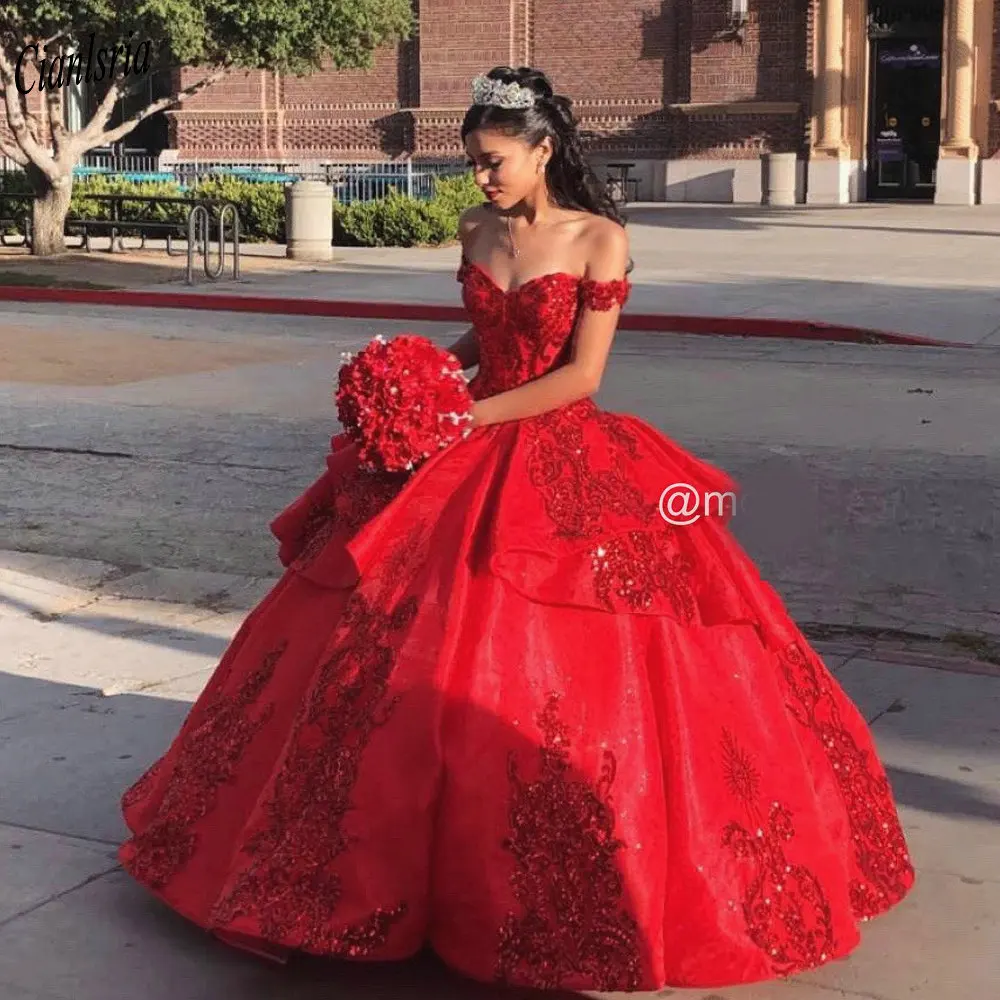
[[161, 1, 1000, 205]]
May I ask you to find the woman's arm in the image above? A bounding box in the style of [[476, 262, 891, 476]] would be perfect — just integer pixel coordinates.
[[447, 326, 480, 369], [470, 221, 630, 427]]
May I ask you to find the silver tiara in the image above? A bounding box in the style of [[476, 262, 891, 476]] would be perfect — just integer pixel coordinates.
[[471, 74, 536, 109]]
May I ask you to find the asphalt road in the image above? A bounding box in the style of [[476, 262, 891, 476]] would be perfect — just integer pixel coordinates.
[[1, 303, 997, 637]]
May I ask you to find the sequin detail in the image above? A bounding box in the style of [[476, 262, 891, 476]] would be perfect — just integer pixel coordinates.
[[778, 642, 914, 918], [496, 693, 643, 991], [293, 466, 405, 569], [524, 405, 699, 618], [525, 406, 650, 540], [459, 261, 627, 398], [120, 642, 287, 889], [591, 530, 698, 619], [580, 277, 631, 311], [720, 729, 836, 974], [208, 590, 418, 953]]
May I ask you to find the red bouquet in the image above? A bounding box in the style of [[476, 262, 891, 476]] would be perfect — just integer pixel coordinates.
[[335, 333, 474, 473]]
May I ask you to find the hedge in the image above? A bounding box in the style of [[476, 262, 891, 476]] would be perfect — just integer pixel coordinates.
[[0, 167, 485, 247]]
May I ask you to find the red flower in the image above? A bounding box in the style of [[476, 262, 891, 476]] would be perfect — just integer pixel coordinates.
[[335, 334, 474, 473]]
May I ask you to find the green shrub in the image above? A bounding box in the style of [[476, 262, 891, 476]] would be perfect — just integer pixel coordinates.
[[2, 165, 483, 248], [430, 170, 485, 216], [338, 188, 458, 248], [67, 176, 188, 225], [189, 176, 285, 243], [335, 173, 483, 248]]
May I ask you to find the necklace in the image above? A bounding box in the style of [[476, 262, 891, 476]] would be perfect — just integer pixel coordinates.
[[506, 214, 520, 258]]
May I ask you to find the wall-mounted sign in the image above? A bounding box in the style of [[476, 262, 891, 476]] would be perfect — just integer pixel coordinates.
[[879, 42, 941, 68]]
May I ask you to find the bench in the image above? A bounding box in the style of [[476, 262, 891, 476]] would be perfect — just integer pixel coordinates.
[[65, 217, 189, 254]]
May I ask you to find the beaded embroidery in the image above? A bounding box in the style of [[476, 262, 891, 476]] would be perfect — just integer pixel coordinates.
[[207, 590, 419, 953], [719, 728, 837, 973], [777, 642, 914, 918], [120, 641, 287, 889], [496, 692, 644, 990]]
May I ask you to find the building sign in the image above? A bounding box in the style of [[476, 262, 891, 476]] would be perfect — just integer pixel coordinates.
[[878, 43, 941, 68]]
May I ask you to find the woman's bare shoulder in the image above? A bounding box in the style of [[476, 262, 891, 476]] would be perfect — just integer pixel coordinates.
[[458, 203, 495, 258], [458, 203, 494, 238], [580, 213, 629, 277]]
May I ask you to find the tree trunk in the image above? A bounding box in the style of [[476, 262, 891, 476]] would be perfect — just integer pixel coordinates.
[[29, 167, 73, 257]]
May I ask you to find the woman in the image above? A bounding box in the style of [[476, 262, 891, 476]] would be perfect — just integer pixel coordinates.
[[119, 66, 914, 992]]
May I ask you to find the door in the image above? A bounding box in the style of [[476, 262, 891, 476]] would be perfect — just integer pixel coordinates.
[[866, 2, 945, 201]]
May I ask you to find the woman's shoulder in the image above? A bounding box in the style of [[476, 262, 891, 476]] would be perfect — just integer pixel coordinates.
[[458, 203, 494, 237], [457, 204, 495, 257], [578, 213, 629, 278]]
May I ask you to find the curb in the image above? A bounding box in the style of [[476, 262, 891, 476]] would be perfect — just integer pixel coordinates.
[[0, 284, 966, 348]]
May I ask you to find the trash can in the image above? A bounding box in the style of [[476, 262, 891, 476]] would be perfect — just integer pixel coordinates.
[[762, 152, 797, 206], [285, 180, 333, 261]]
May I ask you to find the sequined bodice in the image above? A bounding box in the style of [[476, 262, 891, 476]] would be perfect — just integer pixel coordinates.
[[458, 260, 631, 398]]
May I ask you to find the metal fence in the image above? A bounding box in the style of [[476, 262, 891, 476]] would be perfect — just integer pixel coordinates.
[[170, 159, 468, 202], [0, 151, 468, 204]]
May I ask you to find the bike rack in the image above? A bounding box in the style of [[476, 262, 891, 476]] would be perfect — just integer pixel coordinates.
[[185, 201, 241, 284]]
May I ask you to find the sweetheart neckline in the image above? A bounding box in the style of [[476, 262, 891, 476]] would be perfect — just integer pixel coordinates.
[[461, 260, 586, 296]]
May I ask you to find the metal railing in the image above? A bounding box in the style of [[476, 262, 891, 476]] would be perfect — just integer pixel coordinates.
[[80, 147, 159, 172], [0, 156, 469, 204], [169, 158, 468, 201]]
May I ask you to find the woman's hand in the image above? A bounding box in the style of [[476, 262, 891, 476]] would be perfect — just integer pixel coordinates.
[[468, 401, 488, 428]]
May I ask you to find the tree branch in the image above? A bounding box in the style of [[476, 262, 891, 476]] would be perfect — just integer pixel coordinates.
[[77, 75, 123, 148], [81, 62, 234, 151], [40, 27, 74, 49], [42, 46, 68, 157], [0, 132, 29, 167], [0, 42, 61, 180]]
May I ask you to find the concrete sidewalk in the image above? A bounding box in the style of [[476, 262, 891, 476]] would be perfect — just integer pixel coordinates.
[[1, 553, 997, 1000], [2, 203, 999, 345], [136, 203, 1000, 346]]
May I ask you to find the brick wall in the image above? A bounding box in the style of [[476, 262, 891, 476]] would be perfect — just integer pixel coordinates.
[[533, 0, 668, 102], [689, 0, 809, 103], [169, 0, 811, 161], [418, 0, 512, 107]]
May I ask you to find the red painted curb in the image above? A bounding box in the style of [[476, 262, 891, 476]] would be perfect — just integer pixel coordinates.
[[0, 284, 964, 348]]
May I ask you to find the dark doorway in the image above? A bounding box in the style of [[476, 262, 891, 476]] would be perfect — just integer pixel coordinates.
[[866, 2, 945, 201]]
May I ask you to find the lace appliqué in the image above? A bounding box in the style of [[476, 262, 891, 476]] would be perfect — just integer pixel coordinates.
[[719, 729, 836, 974], [496, 693, 643, 991], [293, 467, 405, 570], [120, 642, 287, 889], [580, 277, 631, 311], [207, 589, 419, 955], [591, 530, 698, 620], [778, 642, 913, 919], [525, 406, 699, 618], [460, 262, 628, 398], [526, 407, 649, 539]]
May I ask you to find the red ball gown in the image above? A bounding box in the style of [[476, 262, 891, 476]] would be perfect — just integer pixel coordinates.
[[119, 258, 914, 991]]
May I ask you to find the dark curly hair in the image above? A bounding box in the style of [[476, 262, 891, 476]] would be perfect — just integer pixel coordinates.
[[461, 65, 627, 230]]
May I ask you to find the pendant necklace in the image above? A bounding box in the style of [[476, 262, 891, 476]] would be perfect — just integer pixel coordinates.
[[506, 214, 519, 258]]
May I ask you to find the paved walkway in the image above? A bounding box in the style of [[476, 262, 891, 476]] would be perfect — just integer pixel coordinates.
[[2, 203, 999, 345], [0, 552, 997, 1000]]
